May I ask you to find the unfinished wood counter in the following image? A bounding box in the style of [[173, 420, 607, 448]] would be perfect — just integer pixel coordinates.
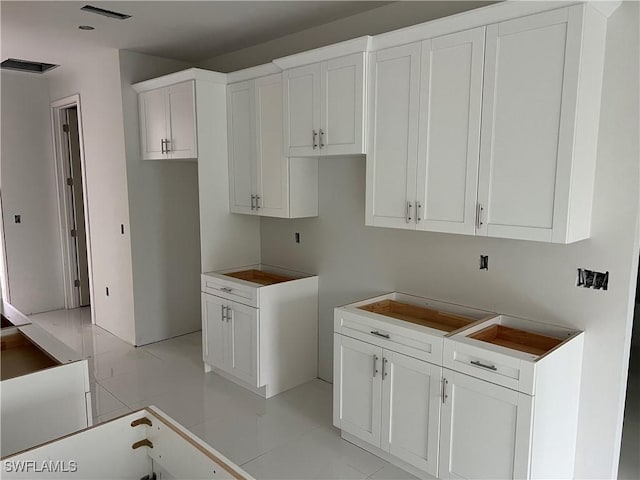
[[1, 331, 60, 381], [469, 324, 563, 356], [223, 269, 296, 286]]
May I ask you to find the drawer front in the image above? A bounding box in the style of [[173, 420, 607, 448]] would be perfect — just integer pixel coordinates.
[[335, 308, 443, 365], [443, 339, 535, 394], [201, 275, 257, 307]]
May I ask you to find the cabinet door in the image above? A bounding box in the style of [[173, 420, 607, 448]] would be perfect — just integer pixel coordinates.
[[333, 335, 383, 447], [283, 63, 321, 156], [321, 53, 366, 156], [381, 351, 441, 477], [439, 369, 533, 480], [255, 74, 289, 218], [139, 88, 167, 160], [416, 27, 484, 235], [477, 8, 577, 242], [166, 81, 197, 159], [202, 294, 227, 371], [366, 43, 421, 229], [227, 301, 259, 388], [228, 80, 257, 214]]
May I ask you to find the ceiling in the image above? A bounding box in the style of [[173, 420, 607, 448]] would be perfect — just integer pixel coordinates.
[[1, 1, 394, 63]]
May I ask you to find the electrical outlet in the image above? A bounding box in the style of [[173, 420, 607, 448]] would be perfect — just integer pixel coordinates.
[[295, 232, 301, 244], [14, 215, 21, 224], [480, 255, 489, 270], [577, 268, 609, 290]]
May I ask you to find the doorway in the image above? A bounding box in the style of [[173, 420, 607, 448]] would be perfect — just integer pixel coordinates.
[[51, 95, 94, 316]]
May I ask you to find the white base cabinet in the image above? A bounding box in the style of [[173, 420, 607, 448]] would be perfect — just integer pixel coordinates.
[[202, 265, 318, 398], [1, 324, 92, 457], [334, 294, 584, 479]]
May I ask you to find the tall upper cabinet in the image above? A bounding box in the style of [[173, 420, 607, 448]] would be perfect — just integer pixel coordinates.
[[227, 73, 318, 219], [138, 80, 197, 160], [282, 52, 367, 157], [366, 3, 611, 243]]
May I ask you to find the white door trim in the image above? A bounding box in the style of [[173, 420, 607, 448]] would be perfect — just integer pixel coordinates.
[[50, 94, 95, 324]]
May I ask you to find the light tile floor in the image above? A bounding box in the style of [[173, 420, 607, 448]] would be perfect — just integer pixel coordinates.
[[29, 307, 418, 480]]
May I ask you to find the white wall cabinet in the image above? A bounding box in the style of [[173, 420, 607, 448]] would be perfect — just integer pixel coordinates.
[[367, 4, 609, 243], [202, 266, 318, 398], [283, 53, 366, 157], [228, 74, 318, 218], [138, 80, 197, 160]]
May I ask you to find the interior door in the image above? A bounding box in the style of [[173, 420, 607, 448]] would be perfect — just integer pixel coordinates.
[[283, 63, 321, 156], [477, 8, 573, 242], [381, 351, 441, 477], [333, 334, 383, 447], [227, 301, 259, 387], [439, 369, 533, 480], [321, 53, 366, 156], [255, 74, 289, 218], [167, 81, 197, 159], [365, 42, 421, 229], [202, 293, 227, 371], [416, 27, 485, 235], [139, 87, 167, 160], [228, 80, 257, 214]]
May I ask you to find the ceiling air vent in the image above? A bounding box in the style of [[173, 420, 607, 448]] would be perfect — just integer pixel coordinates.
[[1, 58, 59, 74], [81, 5, 131, 20]]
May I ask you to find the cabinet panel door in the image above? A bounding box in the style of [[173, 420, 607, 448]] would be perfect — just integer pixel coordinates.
[[283, 63, 321, 156], [366, 43, 421, 229], [439, 369, 533, 480], [167, 81, 197, 159], [381, 351, 441, 477], [202, 294, 227, 371], [333, 335, 383, 447], [228, 81, 257, 214], [255, 74, 289, 218], [416, 27, 484, 235], [139, 88, 167, 160], [478, 9, 573, 242], [322, 53, 366, 156], [227, 301, 259, 387]]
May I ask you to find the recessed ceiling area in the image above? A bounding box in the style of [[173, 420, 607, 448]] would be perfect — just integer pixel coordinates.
[[1, 1, 394, 63]]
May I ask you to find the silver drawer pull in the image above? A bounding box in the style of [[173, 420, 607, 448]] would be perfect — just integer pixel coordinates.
[[370, 330, 390, 339], [471, 360, 497, 371], [220, 287, 233, 293]]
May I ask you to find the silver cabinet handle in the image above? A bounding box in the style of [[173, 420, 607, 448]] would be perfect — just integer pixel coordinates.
[[416, 201, 422, 224], [226, 306, 233, 323], [165, 139, 171, 152], [442, 377, 449, 404], [373, 355, 379, 378], [476, 203, 484, 229], [406, 201, 413, 223], [471, 360, 497, 371], [382, 357, 388, 379], [255, 195, 261, 210], [319, 129, 325, 149], [251, 195, 256, 211], [312, 130, 318, 149], [220, 304, 226, 322], [370, 330, 390, 339], [220, 287, 233, 293], [161, 139, 166, 154]]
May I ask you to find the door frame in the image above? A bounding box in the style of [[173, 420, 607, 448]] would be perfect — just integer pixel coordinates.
[[50, 94, 95, 323]]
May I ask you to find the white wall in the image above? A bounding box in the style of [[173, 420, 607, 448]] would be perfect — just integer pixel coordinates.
[[0, 71, 65, 314], [118, 50, 201, 346], [46, 48, 136, 344], [256, 3, 640, 479]]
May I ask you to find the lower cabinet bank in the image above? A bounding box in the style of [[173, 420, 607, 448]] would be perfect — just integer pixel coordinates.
[[1, 407, 253, 479], [333, 292, 584, 480]]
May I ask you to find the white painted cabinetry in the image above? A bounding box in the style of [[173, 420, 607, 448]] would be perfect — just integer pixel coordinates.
[[202, 266, 318, 398], [138, 80, 197, 160], [283, 52, 366, 156], [367, 3, 610, 243], [228, 74, 318, 218]]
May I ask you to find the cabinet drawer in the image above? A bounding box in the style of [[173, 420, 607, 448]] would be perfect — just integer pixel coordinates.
[[201, 276, 257, 307], [443, 338, 535, 394]]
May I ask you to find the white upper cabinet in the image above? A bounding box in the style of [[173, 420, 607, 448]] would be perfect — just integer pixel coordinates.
[[477, 6, 603, 243], [138, 80, 197, 160], [283, 53, 366, 157], [227, 74, 318, 219], [366, 42, 422, 230], [416, 27, 485, 235]]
